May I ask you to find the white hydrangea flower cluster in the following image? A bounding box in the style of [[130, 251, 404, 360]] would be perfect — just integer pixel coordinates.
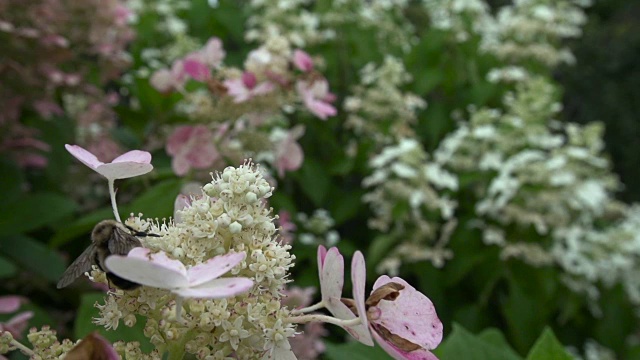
[[422, 0, 491, 42], [432, 77, 620, 266], [245, 0, 333, 47], [128, 0, 191, 36], [323, 0, 417, 53], [363, 138, 458, 273], [344, 56, 427, 146], [423, 0, 590, 68], [480, 0, 591, 67], [93, 162, 297, 359], [296, 209, 340, 247], [554, 206, 640, 306]]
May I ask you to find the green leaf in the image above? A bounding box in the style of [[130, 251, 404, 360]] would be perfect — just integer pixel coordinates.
[[50, 208, 113, 248], [75, 293, 153, 352], [324, 341, 392, 360], [0, 234, 66, 282], [367, 235, 397, 268], [434, 323, 523, 360], [123, 179, 183, 219], [0, 192, 77, 236], [0, 255, 17, 278], [525, 328, 573, 360], [0, 158, 25, 205], [296, 160, 330, 207]]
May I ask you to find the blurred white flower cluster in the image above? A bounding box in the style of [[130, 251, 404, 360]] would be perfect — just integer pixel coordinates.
[[93, 163, 298, 359], [245, 0, 333, 47], [423, 0, 590, 67], [363, 138, 458, 273], [246, 0, 416, 52], [344, 56, 427, 146], [433, 77, 620, 267]]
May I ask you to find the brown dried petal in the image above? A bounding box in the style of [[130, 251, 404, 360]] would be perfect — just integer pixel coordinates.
[[365, 282, 404, 307], [375, 324, 421, 352], [341, 298, 358, 315], [65, 332, 118, 360]]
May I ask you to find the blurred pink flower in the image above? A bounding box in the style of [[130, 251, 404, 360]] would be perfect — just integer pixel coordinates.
[[293, 50, 314, 72], [200, 37, 226, 68], [0, 295, 33, 339], [277, 210, 297, 245], [296, 79, 337, 120], [150, 61, 187, 92], [224, 72, 275, 103], [275, 125, 305, 178], [290, 322, 328, 359], [183, 56, 211, 82], [65, 144, 153, 181], [166, 125, 219, 176]]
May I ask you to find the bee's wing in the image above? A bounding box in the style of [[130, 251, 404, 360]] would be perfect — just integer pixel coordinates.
[[57, 243, 98, 289], [108, 227, 142, 256]]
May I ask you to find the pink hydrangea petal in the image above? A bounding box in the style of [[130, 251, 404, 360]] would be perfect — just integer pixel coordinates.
[[112, 150, 152, 164], [173, 277, 253, 298], [65, 144, 103, 170], [95, 162, 154, 180], [92, 333, 120, 360], [0, 296, 23, 313], [2, 311, 34, 338], [183, 57, 211, 81], [351, 251, 373, 345], [202, 37, 225, 67], [224, 78, 251, 103], [252, 81, 275, 96], [372, 330, 439, 360], [325, 298, 374, 346], [167, 126, 195, 155], [320, 247, 344, 302], [150, 69, 174, 92], [105, 249, 189, 289], [306, 98, 337, 120], [187, 252, 246, 286], [317, 245, 327, 273], [293, 49, 314, 72], [371, 276, 443, 350]]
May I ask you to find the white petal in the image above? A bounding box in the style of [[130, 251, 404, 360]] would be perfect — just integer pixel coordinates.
[[105, 255, 188, 289], [172, 277, 253, 298]]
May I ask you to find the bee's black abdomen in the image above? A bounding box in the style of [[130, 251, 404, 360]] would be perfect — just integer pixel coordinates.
[[106, 272, 141, 290]]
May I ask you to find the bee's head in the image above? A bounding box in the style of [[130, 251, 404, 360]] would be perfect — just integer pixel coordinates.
[[91, 220, 117, 245]]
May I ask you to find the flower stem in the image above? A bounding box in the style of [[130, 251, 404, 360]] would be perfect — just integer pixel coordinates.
[[290, 301, 325, 315], [285, 314, 362, 327], [108, 178, 122, 222], [10, 339, 35, 356]]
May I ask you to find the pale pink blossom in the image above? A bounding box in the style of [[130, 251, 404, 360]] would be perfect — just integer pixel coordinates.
[[166, 125, 219, 176], [0, 296, 33, 339], [317, 246, 443, 359], [293, 50, 314, 72], [65, 144, 153, 181], [317, 246, 374, 345], [275, 125, 305, 178], [366, 276, 443, 360], [200, 37, 226, 68], [150, 61, 187, 92], [183, 56, 211, 82], [296, 79, 337, 120], [105, 248, 253, 299], [224, 72, 275, 103]]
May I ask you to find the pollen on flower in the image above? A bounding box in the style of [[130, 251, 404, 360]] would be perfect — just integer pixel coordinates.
[[92, 161, 297, 358]]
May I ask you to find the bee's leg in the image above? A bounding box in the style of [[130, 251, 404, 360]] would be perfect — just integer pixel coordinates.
[[125, 224, 161, 237]]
